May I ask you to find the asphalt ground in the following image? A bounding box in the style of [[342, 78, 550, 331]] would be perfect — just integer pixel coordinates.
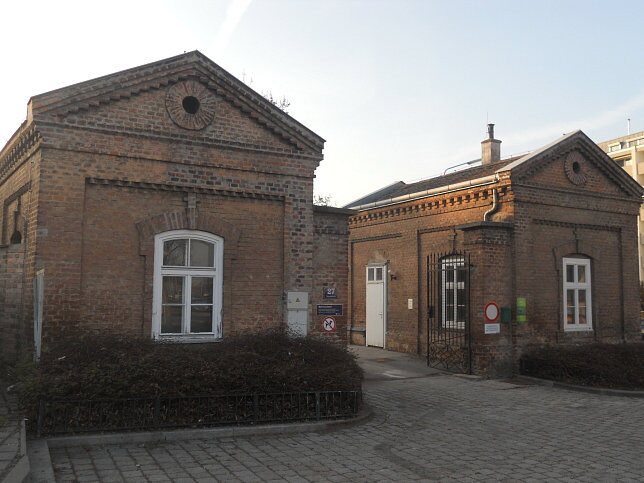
[[28, 346, 644, 482]]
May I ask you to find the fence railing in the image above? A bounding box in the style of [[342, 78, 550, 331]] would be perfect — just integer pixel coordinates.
[[36, 390, 361, 436]]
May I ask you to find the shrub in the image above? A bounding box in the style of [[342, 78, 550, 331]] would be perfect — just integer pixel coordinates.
[[520, 343, 644, 390], [17, 330, 363, 425]]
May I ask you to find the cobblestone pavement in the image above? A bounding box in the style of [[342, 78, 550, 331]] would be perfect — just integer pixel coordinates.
[[48, 369, 644, 482], [0, 380, 28, 483]]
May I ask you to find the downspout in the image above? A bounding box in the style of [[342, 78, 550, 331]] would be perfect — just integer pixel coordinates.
[[483, 188, 499, 221]]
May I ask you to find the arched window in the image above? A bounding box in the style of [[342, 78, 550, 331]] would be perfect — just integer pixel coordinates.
[[152, 231, 223, 340], [441, 255, 466, 330]]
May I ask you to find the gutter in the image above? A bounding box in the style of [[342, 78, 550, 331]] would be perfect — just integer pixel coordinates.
[[483, 188, 499, 221], [348, 174, 499, 212]]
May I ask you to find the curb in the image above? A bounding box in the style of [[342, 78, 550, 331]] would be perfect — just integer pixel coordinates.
[[515, 375, 644, 398], [28, 405, 373, 479], [46, 405, 373, 448], [2, 419, 29, 483]]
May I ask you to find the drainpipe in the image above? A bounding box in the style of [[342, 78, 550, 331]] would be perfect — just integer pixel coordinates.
[[483, 188, 499, 221]]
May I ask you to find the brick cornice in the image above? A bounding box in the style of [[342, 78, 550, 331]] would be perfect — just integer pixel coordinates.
[[350, 233, 403, 244], [0, 124, 41, 184], [86, 177, 285, 202], [533, 218, 621, 232], [512, 180, 641, 205], [349, 186, 506, 228], [35, 119, 322, 162]]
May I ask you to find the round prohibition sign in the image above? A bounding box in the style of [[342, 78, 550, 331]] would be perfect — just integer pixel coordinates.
[[484, 302, 500, 322], [322, 316, 336, 332]]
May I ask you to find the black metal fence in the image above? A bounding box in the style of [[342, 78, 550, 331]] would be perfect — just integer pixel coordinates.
[[36, 390, 361, 436]]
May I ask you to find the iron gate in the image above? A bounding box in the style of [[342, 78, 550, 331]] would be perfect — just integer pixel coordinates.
[[426, 252, 472, 373]]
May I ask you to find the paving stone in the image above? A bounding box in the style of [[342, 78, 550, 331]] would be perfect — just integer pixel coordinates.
[[45, 362, 644, 482]]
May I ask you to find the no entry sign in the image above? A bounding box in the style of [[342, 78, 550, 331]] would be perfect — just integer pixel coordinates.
[[484, 302, 500, 322]]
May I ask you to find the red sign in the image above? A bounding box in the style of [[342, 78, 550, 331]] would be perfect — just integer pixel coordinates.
[[485, 302, 500, 322], [322, 316, 336, 332]]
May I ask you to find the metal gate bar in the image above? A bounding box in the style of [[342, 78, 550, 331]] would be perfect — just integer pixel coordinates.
[[426, 252, 472, 373]]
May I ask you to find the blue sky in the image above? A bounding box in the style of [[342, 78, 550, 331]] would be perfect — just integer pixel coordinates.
[[2, 0, 644, 206]]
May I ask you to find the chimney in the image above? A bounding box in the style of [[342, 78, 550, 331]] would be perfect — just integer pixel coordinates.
[[481, 123, 501, 165]]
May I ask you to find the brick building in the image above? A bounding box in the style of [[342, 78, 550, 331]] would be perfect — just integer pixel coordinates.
[[0, 51, 350, 363], [346, 126, 643, 375]]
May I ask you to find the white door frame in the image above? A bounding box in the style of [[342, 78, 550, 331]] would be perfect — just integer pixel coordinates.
[[366, 263, 387, 347]]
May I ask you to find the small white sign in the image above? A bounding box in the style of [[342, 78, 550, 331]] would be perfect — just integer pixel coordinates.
[[485, 323, 501, 334], [408, 298, 413, 310]]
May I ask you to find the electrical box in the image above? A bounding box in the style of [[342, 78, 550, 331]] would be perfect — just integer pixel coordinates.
[[287, 291, 308, 337], [501, 306, 511, 323], [287, 292, 308, 310]]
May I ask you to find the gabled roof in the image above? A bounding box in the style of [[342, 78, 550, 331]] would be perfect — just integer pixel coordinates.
[[346, 130, 643, 211], [26, 51, 324, 154], [499, 130, 643, 197]]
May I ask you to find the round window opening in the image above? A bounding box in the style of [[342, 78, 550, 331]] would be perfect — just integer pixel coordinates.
[[564, 151, 587, 186], [182, 96, 200, 114]]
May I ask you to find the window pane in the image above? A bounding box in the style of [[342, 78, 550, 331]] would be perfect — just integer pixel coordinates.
[[566, 265, 575, 283], [567, 307, 575, 324], [190, 240, 214, 267], [367, 268, 374, 281], [577, 265, 586, 283], [566, 289, 575, 307], [456, 267, 466, 283], [192, 277, 213, 304], [161, 306, 183, 333], [164, 239, 187, 266], [162, 276, 184, 304], [445, 267, 454, 283], [190, 306, 213, 333], [579, 307, 587, 324], [457, 305, 466, 322], [375, 268, 383, 281], [578, 290, 586, 307]]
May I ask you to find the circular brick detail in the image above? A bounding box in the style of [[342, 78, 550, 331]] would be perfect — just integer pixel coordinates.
[[166, 80, 216, 130], [564, 151, 587, 186]]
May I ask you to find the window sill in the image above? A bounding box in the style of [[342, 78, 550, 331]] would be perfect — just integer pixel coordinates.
[[563, 327, 593, 333], [155, 334, 222, 343]]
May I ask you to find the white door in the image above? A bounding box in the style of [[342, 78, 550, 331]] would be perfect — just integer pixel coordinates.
[[366, 265, 386, 347]]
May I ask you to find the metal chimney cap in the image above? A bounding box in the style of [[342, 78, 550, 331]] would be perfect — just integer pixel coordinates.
[[487, 123, 495, 139]]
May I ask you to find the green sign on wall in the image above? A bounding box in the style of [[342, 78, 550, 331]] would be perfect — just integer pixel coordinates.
[[517, 297, 527, 323]]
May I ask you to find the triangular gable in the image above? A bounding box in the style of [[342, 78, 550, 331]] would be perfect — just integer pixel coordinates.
[[498, 130, 643, 199], [27, 51, 324, 155]]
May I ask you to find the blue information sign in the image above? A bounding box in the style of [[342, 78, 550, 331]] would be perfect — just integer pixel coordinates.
[[316, 304, 343, 316]]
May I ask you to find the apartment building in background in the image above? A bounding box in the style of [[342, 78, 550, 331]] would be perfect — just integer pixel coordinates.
[[597, 129, 644, 280]]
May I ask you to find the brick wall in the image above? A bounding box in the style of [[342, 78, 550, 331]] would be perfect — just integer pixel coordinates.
[[0, 54, 343, 353], [0, 244, 26, 363], [311, 206, 351, 344], [348, 139, 642, 376]]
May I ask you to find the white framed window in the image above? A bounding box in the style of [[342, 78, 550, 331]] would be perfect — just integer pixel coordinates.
[[152, 230, 223, 340], [441, 256, 466, 330], [563, 257, 592, 332], [367, 266, 384, 283]]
